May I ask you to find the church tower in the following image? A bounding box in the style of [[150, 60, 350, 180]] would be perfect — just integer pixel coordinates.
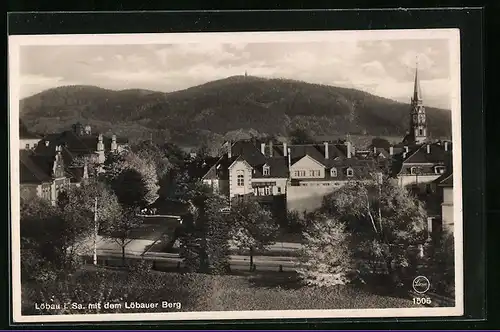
[[408, 62, 427, 144]]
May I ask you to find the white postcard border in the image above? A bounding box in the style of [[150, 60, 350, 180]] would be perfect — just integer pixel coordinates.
[[8, 29, 464, 323]]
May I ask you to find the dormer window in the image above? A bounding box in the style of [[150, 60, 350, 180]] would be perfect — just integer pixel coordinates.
[[435, 166, 446, 174], [263, 165, 270, 176], [346, 168, 354, 177], [330, 167, 337, 177], [410, 167, 420, 175]]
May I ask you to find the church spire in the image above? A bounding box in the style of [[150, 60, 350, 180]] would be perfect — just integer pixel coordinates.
[[407, 57, 427, 145], [412, 58, 422, 102]]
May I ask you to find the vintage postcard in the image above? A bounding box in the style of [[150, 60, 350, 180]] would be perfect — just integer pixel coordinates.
[[9, 29, 463, 323]]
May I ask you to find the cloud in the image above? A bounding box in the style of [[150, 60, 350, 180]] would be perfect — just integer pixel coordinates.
[[400, 50, 435, 70], [360, 61, 387, 77]]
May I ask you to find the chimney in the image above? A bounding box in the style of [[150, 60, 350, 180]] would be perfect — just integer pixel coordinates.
[[269, 141, 273, 157], [287, 148, 291, 170], [403, 151, 407, 159], [111, 134, 117, 152], [84, 125, 92, 135], [260, 143, 266, 155], [444, 141, 449, 152], [426, 144, 431, 154], [283, 142, 288, 156], [324, 142, 329, 159], [389, 146, 394, 156], [97, 134, 104, 152], [404, 146, 409, 153], [346, 141, 352, 159], [45, 140, 49, 147], [373, 146, 377, 154]]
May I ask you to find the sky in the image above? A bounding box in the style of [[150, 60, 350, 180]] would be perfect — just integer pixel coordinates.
[[19, 38, 451, 109]]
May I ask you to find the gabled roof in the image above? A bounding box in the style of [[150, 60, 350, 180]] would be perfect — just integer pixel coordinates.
[[288, 144, 328, 165], [231, 140, 267, 166], [402, 143, 451, 164], [228, 155, 253, 170], [202, 155, 239, 180], [290, 153, 326, 168], [19, 150, 53, 184], [438, 173, 453, 187]]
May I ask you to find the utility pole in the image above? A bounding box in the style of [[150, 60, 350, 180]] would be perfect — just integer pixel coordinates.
[[93, 196, 98, 266]]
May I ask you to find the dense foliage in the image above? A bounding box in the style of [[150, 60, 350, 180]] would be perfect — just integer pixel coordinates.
[[303, 177, 428, 288], [229, 199, 279, 271]]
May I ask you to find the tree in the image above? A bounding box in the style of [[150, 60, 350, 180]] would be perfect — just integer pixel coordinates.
[[320, 177, 427, 286], [229, 199, 279, 271], [289, 128, 315, 144], [422, 231, 455, 297], [112, 169, 149, 208], [62, 180, 122, 233], [297, 215, 353, 286], [103, 150, 160, 207], [178, 184, 231, 274], [371, 137, 391, 149], [102, 208, 143, 266], [205, 195, 232, 274], [130, 140, 172, 179], [20, 197, 91, 274]]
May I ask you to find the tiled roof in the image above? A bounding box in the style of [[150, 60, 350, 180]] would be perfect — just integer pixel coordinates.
[[402, 143, 451, 164], [252, 157, 289, 178], [438, 173, 453, 187], [202, 155, 239, 180], [19, 150, 53, 184], [231, 141, 267, 166]]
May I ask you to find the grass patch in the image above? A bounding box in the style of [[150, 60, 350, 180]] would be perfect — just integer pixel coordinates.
[[22, 268, 418, 315]]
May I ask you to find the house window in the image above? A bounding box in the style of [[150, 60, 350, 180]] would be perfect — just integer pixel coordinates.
[[263, 166, 270, 176], [419, 129, 423, 136], [330, 168, 337, 177], [33, 143, 37, 148], [410, 167, 419, 175], [236, 170, 244, 187], [277, 187, 281, 194], [346, 168, 354, 177], [25, 144, 30, 149], [295, 170, 306, 177], [264, 187, 271, 195]]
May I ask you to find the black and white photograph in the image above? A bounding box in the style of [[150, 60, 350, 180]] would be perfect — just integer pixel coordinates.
[[9, 29, 463, 322]]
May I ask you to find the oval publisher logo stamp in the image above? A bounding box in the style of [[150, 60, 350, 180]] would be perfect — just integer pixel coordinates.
[[412, 276, 430, 294]]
